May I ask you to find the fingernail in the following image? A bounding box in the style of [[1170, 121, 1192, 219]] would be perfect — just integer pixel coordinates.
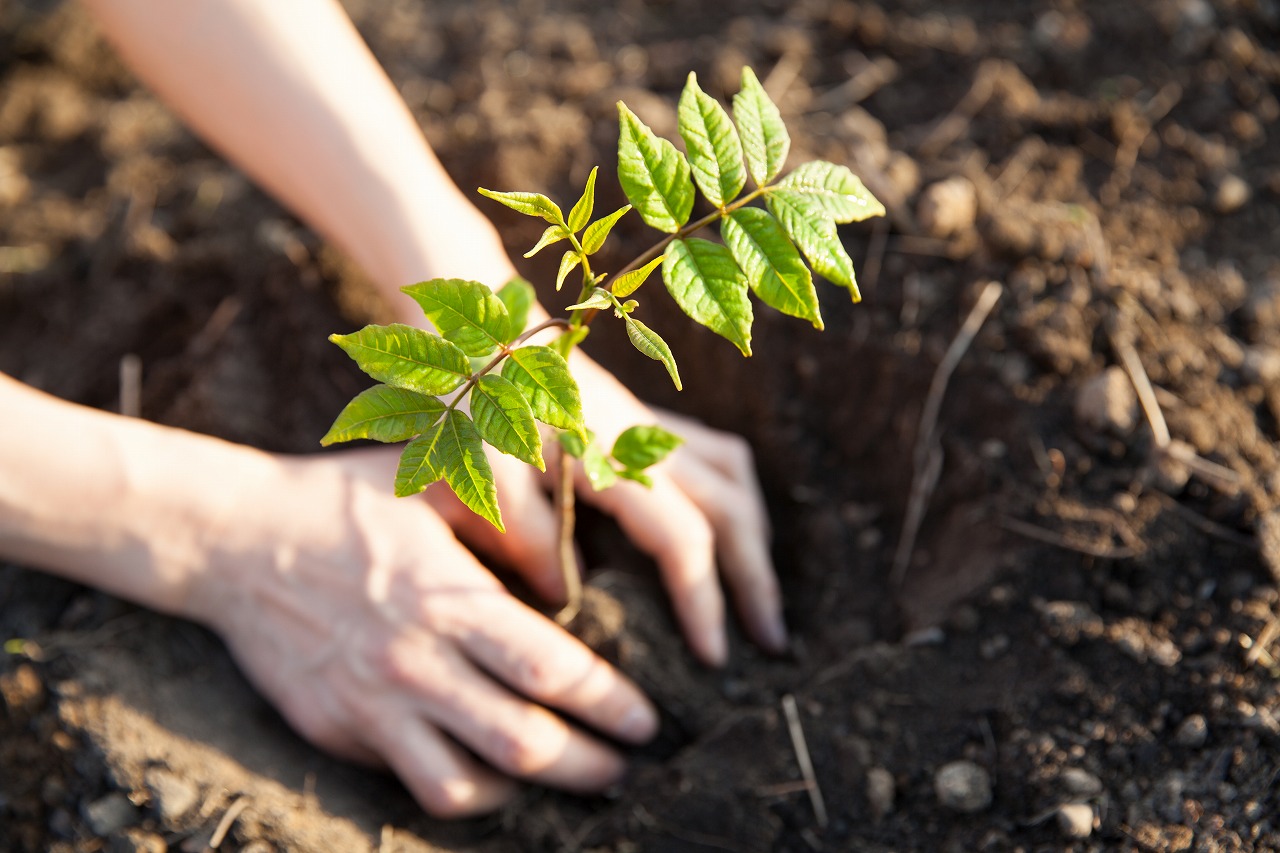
[[761, 614, 790, 655], [619, 704, 659, 743], [703, 631, 729, 668]]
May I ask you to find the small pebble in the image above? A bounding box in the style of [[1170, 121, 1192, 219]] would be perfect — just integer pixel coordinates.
[[84, 792, 140, 836], [934, 760, 992, 813], [145, 768, 200, 823], [1214, 174, 1251, 213], [866, 767, 895, 819], [1174, 714, 1209, 748], [1060, 767, 1103, 796], [917, 176, 977, 238], [1057, 803, 1095, 838], [1074, 366, 1138, 436]]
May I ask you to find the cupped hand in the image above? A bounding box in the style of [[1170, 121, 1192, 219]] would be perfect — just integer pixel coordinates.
[[427, 347, 787, 668], [186, 447, 658, 817]]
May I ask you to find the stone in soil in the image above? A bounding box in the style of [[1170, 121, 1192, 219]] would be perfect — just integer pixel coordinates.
[[83, 791, 140, 836], [866, 766, 895, 820], [917, 176, 977, 238], [1074, 366, 1138, 436], [933, 760, 992, 813], [1056, 803, 1094, 839]]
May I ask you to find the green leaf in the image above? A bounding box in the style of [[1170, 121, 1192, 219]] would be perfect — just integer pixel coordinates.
[[321, 384, 446, 446], [496, 277, 537, 342], [552, 326, 590, 358], [776, 161, 886, 223], [582, 205, 632, 255], [582, 441, 618, 491], [401, 279, 511, 357], [524, 224, 571, 258], [501, 345, 584, 434], [612, 424, 683, 469], [395, 423, 447, 497], [733, 66, 790, 187], [625, 317, 682, 391], [617, 102, 694, 233], [566, 288, 613, 311], [477, 187, 564, 226], [662, 237, 753, 356], [765, 191, 859, 299], [678, 72, 746, 208], [617, 468, 654, 488], [556, 249, 582, 291], [330, 324, 470, 395], [427, 410, 504, 530], [722, 207, 823, 329], [568, 167, 597, 232], [611, 255, 665, 299], [471, 374, 544, 471], [558, 429, 588, 459]]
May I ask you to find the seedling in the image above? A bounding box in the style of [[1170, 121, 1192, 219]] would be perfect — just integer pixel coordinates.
[[323, 68, 884, 615]]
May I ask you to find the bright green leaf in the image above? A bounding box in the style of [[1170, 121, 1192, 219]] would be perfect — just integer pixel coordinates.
[[625, 316, 682, 391], [611, 255, 665, 299], [582, 205, 632, 255], [765, 191, 859, 300], [620, 299, 638, 314], [568, 167, 597, 232], [471, 374, 544, 471], [733, 66, 790, 187], [477, 187, 564, 226], [612, 424, 684, 470], [330, 324, 470, 395], [662, 237, 753, 356], [617, 468, 654, 488], [776, 161, 886, 223], [436, 410, 503, 530], [558, 429, 588, 459], [321, 384, 445, 446], [566, 288, 613, 311], [524, 224, 571, 258], [501, 345, 584, 434], [556, 249, 582, 291], [401, 279, 510, 357], [582, 441, 619, 491], [722, 207, 823, 329], [496, 277, 537, 342], [678, 72, 746, 208], [394, 422, 447, 497], [552, 326, 590, 358], [617, 102, 694, 233]]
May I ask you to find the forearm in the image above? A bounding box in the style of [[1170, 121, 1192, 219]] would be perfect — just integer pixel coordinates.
[[80, 0, 517, 306], [0, 373, 278, 618]]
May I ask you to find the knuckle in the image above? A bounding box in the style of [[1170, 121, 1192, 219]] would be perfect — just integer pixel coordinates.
[[414, 780, 474, 819], [488, 726, 555, 777]]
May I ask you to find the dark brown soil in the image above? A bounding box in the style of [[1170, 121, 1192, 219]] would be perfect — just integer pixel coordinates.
[[4, 0, 1280, 850]]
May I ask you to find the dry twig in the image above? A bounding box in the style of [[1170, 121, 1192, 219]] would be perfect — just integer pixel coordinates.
[[207, 796, 249, 850], [118, 354, 142, 418], [782, 694, 828, 828], [891, 281, 1003, 586]]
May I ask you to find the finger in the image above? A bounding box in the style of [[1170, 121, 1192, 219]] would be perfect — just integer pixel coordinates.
[[458, 595, 658, 744], [360, 710, 519, 818], [396, 638, 630, 792], [422, 455, 567, 603], [582, 475, 728, 667], [667, 458, 787, 654], [652, 409, 764, 494]]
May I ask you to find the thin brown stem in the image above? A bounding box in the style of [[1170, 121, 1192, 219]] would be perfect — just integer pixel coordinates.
[[443, 317, 571, 415], [553, 442, 581, 625]]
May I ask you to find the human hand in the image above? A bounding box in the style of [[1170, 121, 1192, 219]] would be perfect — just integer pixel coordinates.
[[424, 346, 787, 668], [186, 446, 659, 817]]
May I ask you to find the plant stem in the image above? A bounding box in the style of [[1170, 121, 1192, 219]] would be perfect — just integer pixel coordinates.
[[443, 316, 571, 415], [553, 442, 581, 626]]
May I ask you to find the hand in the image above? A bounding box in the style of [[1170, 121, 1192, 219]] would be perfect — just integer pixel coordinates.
[[187, 447, 659, 817], [426, 348, 787, 667]]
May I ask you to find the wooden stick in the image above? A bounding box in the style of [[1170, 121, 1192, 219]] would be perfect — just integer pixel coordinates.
[[781, 694, 828, 828], [208, 796, 249, 849]]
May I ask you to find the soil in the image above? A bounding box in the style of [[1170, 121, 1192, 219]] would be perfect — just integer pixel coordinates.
[[3, 0, 1280, 850]]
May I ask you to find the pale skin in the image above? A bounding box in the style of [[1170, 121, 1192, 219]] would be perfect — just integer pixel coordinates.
[[0, 0, 785, 817]]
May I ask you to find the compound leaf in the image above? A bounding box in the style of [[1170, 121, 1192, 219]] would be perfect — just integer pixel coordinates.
[[722, 207, 823, 329], [678, 72, 746, 208], [625, 316, 682, 391], [524, 224, 571, 258], [765, 191, 860, 300], [662, 237, 753, 356], [477, 187, 564, 226], [401, 279, 510, 357], [776, 161, 885, 223], [330, 324, 470, 395], [321, 384, 445, 446], [611, 255, 665, 299], [471, 374, 544, 470], [582, 204, 632, 255], [733, 66, 790, 187], [617, 102, 694, 233], [556, 249, 582, 291], [496, 277, 537, 342], [568, 166, 597, 232], [612, 424, 683, 470], [501, 345, 584, 434]]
